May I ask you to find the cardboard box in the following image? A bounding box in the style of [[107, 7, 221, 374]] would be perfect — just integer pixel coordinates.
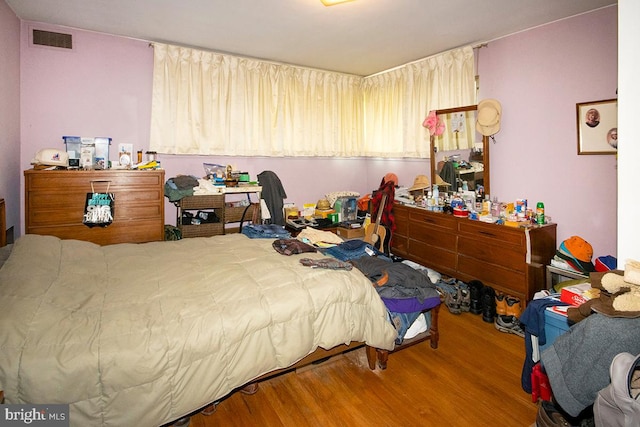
[[560, 282, 595, 306], [336, 226, 364, 239]]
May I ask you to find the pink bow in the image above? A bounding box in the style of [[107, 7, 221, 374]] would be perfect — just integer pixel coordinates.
[[422, 110, 445, 136]]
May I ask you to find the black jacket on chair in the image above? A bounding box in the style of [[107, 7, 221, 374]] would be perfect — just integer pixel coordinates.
[[257, 170, 287, 226]]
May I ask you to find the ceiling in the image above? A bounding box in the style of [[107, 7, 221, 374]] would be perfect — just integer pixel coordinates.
[[6, 0, 616, 76]]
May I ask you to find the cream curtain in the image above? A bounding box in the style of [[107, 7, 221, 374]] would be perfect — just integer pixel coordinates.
[[363, 46, 476, 155], [150, 43, 363, 157], [150, 44, 474, 157]]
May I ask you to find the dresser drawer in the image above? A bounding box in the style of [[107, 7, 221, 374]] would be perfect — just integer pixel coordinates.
[[409, 209, 457, 230], [25, 170, 164, 190], [391, 235, 409, 257], [457, 238, 527, 272], [457, 255, 527, 294], [410, 239, 457, 274], [28, 187, 163, 210], [393, 205, 409, 237], [458, 221, 526, 246], [411, 222, 457, 252]]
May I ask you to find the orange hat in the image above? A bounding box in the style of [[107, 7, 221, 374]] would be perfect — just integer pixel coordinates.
[[563, 236, 594, 263], [383, 173, 398, 186]]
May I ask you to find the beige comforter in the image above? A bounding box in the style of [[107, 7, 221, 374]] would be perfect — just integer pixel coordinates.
[[0, 234, 396, 426]]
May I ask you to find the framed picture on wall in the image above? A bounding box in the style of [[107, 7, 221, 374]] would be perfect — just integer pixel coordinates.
[[576, 98, 617, 155]]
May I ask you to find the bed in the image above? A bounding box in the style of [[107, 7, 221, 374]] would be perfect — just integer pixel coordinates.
[[0, 231, 404, 426]]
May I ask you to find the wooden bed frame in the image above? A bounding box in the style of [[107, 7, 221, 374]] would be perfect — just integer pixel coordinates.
[[0, 197, 440, 426]]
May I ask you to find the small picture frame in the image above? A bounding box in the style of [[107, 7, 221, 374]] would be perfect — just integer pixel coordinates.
[[576, 98, 617, 155]]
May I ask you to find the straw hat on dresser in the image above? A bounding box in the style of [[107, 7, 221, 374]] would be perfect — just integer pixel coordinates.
[[408, 175, 430, 192]]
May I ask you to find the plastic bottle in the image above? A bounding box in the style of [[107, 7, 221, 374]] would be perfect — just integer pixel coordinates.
[[483, 195, 491, 215], [536, 202, 545, 225], [432, 185, 439, 212]]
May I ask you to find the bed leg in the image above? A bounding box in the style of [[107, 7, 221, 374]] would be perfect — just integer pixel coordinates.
[[365, 345, 377, 370], [240, 382, 259, 395], [201, 402, 218, 416], [172, 416, 190, 426], [376, 349, 389, 370], [429, 304, 440, 349]]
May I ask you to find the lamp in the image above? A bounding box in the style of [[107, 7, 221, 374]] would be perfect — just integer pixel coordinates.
[[321, 0, 355, 6]]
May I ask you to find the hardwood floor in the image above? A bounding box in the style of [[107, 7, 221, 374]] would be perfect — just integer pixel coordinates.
[[186, 308, 538, 427]]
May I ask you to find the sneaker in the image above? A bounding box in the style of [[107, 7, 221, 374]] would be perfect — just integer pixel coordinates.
[[460, 287, 471, 312], [536, 400, 571, 427], [444, 288, 462, 315], [494, 315, 525, 338]]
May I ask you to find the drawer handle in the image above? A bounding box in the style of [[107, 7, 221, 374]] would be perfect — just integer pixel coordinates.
[[423, 218, 436, 224], [479, 230, 497, 238]]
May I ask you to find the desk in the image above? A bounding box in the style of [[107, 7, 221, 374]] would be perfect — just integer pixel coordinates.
[[220, 186, 262, 230], [176, 186, 262, 238]]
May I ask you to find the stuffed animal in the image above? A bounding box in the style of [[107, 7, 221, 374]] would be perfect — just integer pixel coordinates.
[[601, 260, 640, 312]]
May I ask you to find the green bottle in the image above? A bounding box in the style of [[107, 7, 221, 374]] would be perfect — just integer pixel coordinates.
[[536, 202, 545, 224]]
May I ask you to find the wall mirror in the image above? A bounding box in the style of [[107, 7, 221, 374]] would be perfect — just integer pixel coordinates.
[[429, 105, 490, 197]]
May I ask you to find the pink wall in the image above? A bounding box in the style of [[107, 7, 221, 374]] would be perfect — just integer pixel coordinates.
[[0, 0, 21, 236], [19, 21, 154, 173], [479, 6, 618, 259], [16, 7, 618, 260]]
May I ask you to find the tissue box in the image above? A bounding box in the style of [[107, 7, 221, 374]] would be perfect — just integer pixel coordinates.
[[560, 283, 595, 306]]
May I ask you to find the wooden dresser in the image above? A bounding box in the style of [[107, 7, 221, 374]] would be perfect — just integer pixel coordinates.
[[392, 203, 557, 303], [24, 169, 165, 245]]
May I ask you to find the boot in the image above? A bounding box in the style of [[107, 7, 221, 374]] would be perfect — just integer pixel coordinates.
[[506, 296, 522, 318], [468, 280, 484, 315], [495, 292, 507, 316], [481, 286, 496, 323]]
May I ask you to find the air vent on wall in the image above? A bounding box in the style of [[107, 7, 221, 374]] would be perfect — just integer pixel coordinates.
[[32, 29, 73, 49]]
